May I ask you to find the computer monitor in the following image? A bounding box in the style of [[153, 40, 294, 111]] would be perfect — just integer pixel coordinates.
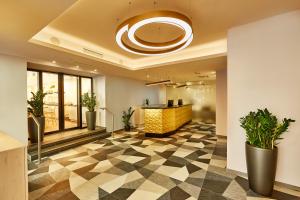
[[178, 99, 183, 106], [167, 100, 174, 107]]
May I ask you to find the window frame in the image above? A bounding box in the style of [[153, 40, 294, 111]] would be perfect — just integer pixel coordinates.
[[27, 68, 93, 134]]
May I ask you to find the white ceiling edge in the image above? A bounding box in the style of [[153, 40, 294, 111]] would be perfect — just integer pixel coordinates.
[[30, 27, 227, 70], [133, 40, 227, 70], [27, 57, 101, 77]]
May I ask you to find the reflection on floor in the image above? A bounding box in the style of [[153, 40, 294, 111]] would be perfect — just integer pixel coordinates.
[[28, 122, 300, 200]]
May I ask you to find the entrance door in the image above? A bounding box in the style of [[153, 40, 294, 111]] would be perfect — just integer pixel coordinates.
[[63, 75, 79, 129], [42, 72, 59, 132], [27, 69, 93, 134], [81, 77, 92, 127]]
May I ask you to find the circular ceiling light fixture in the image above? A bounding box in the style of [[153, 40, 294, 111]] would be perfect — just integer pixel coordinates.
[[115, 10, 193, 56]]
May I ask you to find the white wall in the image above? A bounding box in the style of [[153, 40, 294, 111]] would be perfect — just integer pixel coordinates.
[[227, 10, 300, 187], [104, 75, 160, 131], [0, 54, 27, 144], [216, 68, 227, 136]]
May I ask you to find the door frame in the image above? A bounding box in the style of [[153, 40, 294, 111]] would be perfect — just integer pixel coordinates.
[[27, 68, 93, 134]]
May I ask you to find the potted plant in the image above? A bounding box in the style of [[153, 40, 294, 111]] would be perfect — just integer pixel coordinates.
[[27, 90, 47, 143], [122, 107, 135, 131], [240, 108, 295, 196], [82, 92, 97, 130], [145, 98, 149, 106]]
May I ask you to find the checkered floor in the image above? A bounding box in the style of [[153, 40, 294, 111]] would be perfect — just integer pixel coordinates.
[[28, 122, 300, 200]]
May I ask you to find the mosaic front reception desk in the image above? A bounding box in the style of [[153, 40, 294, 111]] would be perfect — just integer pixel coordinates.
[[143, 104, 192, 137]]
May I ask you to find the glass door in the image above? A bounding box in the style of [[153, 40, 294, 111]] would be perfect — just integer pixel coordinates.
[[42, 72, 59, 132], [81, 77, 92, 127], [27, 71, 39, 100], [63, 75, 79, 129], [27, 69, 93, 133]]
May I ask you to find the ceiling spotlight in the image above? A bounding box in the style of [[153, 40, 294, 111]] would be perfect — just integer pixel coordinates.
[[52, 60, 56, 64], [75, 65, 79, 69], [116, 10, 193, 56], [94, 69, 97, 72]]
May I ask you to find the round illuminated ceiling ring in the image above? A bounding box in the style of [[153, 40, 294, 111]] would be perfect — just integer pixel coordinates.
[[115, 10, 193, 56]]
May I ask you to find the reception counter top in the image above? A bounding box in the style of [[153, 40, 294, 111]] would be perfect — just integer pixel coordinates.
[[143, 104, 192, 137], [142, 104, 192, 109]]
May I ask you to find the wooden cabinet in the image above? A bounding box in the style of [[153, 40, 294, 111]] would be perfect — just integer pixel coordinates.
[[0, 132, 27, 200]]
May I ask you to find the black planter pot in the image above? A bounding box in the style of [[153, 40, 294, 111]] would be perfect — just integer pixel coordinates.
[[86, 111, 96, 130], [124, 125, 131, 132], [28, 116, 45, 143], [245, 142, 278, 196]]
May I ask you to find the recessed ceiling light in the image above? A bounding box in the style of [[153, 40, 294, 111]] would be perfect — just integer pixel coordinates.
[[75, 65, 79, 69], [52, 60, 56, 64], [94, 69, 97, 72]]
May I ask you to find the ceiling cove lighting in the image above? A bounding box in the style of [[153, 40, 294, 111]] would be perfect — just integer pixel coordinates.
[[116, 11, 193, 56]]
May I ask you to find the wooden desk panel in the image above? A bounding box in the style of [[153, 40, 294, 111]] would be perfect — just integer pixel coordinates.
[[144, 105, 192, 136], [0, 132, 27, 200]]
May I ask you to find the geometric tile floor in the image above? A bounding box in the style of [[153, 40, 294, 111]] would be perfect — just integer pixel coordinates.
[[28, 121, 300, 200]]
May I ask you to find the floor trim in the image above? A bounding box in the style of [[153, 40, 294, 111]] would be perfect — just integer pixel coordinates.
[[227, 168, 300, 192]]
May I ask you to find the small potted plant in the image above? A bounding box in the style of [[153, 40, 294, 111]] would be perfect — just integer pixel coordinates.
[[122, 107, 135, 131], [27, 90, 47, 143], [240, 108, 295, 196], [82, 93, 97, 130], [145, 98, 150, 106]]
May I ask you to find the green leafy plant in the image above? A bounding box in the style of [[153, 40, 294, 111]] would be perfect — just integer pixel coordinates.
[[240, 108, 295, 149], [122, 107, 135, 131], [145, 98, 149, 106], [82, 93, 97, 112], [27, 90, 47, 117]]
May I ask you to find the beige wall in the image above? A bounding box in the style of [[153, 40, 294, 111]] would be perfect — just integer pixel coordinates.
[[94, 76, 106, 127], [158, 85, 167, 104], [0, 54, 27, 144], [227, 10, 300, 187], [103, 75, 160, 131], [216, 68, 227, 136], [166, 84, 216, 121]]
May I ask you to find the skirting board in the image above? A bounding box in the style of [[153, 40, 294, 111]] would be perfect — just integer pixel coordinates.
[[226, 168, 300, 192]]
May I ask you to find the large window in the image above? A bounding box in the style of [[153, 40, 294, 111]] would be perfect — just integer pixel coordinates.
[[27, 71, 39, 100], [43, 72, 59, 132], [27, 69, 92, 133], [81, 77, 92, 127], [64, 75, 79, 129]]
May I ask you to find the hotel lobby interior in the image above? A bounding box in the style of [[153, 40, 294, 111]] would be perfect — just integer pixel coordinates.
[[1, 1, 300, 200]]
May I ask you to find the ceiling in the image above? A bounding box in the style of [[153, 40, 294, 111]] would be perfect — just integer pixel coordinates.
[[0, 1, 300, 82]]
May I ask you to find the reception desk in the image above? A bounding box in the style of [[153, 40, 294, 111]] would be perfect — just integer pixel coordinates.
[[143, 104, 192, 137]]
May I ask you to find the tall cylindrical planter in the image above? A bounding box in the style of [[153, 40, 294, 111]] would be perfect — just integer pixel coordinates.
[[28, 116, 45, 143], [86, 111, 96, 130], [245, 142, 278, 196]]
